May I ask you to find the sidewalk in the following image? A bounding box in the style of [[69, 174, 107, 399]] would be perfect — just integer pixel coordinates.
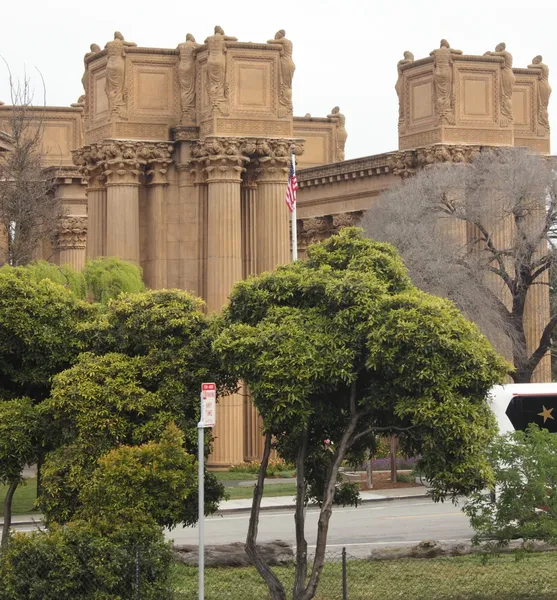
[[218, 485, 430, 512], [1, 486, 430, 527]]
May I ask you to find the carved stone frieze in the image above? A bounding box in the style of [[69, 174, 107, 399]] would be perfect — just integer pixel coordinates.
[[297, 211, 364, 251], [173, 125, 200, 141], [391, 144, 482, 177], [56, 215, 88, 250]]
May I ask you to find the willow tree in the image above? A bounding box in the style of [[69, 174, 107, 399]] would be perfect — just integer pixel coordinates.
[[215, 228, 509, 600]]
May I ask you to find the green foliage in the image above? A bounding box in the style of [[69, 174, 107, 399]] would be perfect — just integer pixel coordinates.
[[464, 424, 557, 544], [83, 257, 145, 303], [0, 519, 173, 600], [14, 260, 88, 300], [0, 268, 90, 401], [78, 423, 197, 529], [216, 227, 510, 505], [0, 398, 41, 486], [229, 459, 295, 476], [40, 289, 233, 526]]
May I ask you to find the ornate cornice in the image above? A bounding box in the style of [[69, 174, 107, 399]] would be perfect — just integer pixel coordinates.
[[390, 144, 483, 178]]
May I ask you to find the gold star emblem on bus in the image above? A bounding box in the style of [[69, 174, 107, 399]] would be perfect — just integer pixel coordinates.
[[538, 405, 555, 424]]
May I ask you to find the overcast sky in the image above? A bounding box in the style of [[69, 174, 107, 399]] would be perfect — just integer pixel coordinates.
[[1, 0, 556, 159]]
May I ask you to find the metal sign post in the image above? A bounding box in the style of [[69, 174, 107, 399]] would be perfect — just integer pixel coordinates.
[[198, 382, 216, 600]]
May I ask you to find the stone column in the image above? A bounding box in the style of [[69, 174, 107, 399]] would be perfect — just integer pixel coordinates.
[[201, 138, 247, 467], [255, 141, 291, 274], [87, 174, 107, 259], [144, 147, 173, 289], [46, 167, 88, 270], [203, 140, 245, 312], [104, 158, 142, 264], [241, 171, 258, 278], [57, 216, 88, 271], [241, 175, 264, 462]]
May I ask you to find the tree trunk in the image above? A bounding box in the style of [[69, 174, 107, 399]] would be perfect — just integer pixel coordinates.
[[1, 480, 19, 551], [366, 457, 373, 489], [390, 435, 398, 483], [296, 383, 360, 600], [245, 432, 286, 600], [293, 430, 309, 597]]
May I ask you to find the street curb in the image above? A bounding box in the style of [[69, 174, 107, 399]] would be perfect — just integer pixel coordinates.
[[215, 492, 430, 515], [1, 518, 42, 527], [4, 492, 431, 525]]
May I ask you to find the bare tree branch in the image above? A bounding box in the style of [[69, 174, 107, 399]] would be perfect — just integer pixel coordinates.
[[363, 148, 557, 383]]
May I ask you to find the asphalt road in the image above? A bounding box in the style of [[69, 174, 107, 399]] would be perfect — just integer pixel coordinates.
[[166, 497, 475, 556]]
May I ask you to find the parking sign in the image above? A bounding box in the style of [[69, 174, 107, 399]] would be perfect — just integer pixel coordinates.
[[200, 383, 216, 428]]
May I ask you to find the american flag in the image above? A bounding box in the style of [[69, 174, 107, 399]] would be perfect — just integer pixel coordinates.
[[285, 154, 298, 213]]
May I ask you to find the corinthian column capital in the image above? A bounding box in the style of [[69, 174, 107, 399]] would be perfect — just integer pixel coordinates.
[[56, 215, 88, 250], [193, 137, 248, 183]]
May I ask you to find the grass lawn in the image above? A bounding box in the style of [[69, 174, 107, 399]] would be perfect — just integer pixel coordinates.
[[171, 552, 557, 600], [224, 483, 297, 500], [0, 478, 38, 518], [213, 471, 258, 481]]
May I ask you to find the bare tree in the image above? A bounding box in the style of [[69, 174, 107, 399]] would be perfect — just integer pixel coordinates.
[[0, 63, 61, 266], [363, 147, 557, 383]]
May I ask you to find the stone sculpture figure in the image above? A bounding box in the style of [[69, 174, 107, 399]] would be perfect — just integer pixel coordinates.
[[485, 43, 515, 125], [395, 51, 414, 128], [529, 55, 552, 132], [268, 30, 295, 116], [104, 32, 136, 118], [328, 106, 347, 162], [204, 26, 237, 115], [81, 43, 101, 114], [81, 44, 101, 95], [177, 33, 201, 122], [430, 40, 462, 124]]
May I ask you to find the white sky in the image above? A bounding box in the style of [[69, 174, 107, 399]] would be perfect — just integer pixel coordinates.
[[1, 0, 556, 159]]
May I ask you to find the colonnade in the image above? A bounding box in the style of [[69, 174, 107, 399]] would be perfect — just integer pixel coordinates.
[[72, 135, 296, 466]]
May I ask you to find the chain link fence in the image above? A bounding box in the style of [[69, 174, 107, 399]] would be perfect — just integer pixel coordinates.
[[2, 543, 557, 599], [172, 547, 557, 600]]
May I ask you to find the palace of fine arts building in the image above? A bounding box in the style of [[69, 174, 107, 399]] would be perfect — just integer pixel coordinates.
[[0, 27, 553, 466]]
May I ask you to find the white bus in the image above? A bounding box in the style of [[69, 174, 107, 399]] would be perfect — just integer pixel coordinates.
[[489, 383, 557, 434]]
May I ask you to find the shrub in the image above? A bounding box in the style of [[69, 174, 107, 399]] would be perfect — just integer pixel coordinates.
[[0, 519, 173, 600], [229, 458, 296, 477], [83, 257, 145, 303]]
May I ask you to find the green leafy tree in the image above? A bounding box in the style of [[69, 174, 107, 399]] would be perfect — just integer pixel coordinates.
[[0, 268, 90, 401], [464, 424, 557, 544], [40, 289, 235, 526], [0, 269, 90, 546], [215, 228, 509, 600], [83, 257, 145, 303], [0, 398, 41, 549], [1, 261, 88, 300], [77, 423, 196, 528]]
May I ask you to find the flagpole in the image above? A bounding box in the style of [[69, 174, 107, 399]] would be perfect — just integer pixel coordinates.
[[291, 151, 298, 262]]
